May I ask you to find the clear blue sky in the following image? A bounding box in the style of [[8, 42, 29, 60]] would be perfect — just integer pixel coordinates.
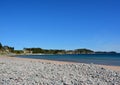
[[0, 0, 120, 52]]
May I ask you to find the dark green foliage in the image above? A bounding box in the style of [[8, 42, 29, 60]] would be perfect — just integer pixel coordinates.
[[0, 42, 117, 54], [24, 48, 66, 54], [31, 48, 44, 53], [14, 50, 23, 54], [0, 42, 15, 54], [3, 46, 14, 52], [24, 48, 94, 54], [95, 51, 117, 54], [0, 43, 2, 50], [24, 48, 44, 53], [75, 49, 94, 54]]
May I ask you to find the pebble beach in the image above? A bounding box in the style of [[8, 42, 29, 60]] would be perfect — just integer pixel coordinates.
[[0, 56, 120, 85]]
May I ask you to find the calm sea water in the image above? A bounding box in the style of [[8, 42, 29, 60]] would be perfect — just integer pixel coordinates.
[[16, 54, 120, 66]]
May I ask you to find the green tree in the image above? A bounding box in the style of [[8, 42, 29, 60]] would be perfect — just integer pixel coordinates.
[[0, 42, 2, 50], [75, 48, 94, 54]]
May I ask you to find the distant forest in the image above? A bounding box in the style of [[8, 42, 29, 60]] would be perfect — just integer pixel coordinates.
[[0, 42, 117, 54], [23, 48, 94, 54]]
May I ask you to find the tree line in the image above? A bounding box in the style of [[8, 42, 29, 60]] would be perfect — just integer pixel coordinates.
[[0, 42, 14, 53], [23, 48, 94, 54], [0, 42, 117, 54]]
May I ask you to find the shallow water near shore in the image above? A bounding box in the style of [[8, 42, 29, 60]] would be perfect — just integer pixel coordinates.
[[16, 54, 120, 66]]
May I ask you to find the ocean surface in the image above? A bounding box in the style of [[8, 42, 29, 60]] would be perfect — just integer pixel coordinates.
[[16, 54, 120, 66]]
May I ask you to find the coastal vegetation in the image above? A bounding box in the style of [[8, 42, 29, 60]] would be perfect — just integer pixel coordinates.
[[23, 48, 94, 54], [0, 43, 2, 50], [0, 43, 14, 55], [0, 42, 118, 55]]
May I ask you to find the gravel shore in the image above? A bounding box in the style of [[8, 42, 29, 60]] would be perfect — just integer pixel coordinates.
[[0, 56, 120, 85]]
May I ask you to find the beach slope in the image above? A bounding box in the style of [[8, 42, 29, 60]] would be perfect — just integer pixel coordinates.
[[0, 56, 120, 85]]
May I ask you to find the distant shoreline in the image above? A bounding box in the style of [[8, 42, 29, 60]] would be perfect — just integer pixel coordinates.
[[1, 55, 120, 72], [8, 53, 120, 56], [12, 53, 120, 66]]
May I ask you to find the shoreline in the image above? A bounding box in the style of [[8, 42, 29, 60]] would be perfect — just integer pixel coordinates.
[[0, 55, 120, 84], [0, 55, 120, 72]]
